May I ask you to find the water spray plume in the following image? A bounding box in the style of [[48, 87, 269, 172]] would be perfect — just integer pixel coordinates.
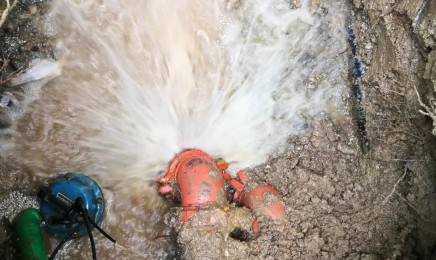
[[12, 0, 347, 188]]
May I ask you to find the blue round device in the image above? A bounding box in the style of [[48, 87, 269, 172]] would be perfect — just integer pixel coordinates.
[[39, 173, 105, 239]]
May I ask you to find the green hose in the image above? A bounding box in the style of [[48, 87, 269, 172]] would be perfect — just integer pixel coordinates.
[[13, 208, 47, 260]]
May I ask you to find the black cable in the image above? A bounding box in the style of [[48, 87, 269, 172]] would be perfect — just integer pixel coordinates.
[[47, 195, 116, 260], [77, 198, 97, 260], [49, 225, 81, 260], [87, 216, 116, 243]]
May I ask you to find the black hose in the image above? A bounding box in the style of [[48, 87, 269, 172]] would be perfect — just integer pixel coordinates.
[[88, 216, 116, 243], [77, 198, 97, 260], [49, 225, 81, 260], [48, 196, 115, 260]]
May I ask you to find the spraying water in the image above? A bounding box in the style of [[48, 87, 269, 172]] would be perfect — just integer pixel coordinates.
[[13, 0, 347, 189], [4, 0, 349, 257]]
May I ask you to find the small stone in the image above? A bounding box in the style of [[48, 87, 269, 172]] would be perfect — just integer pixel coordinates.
[[28, 5, 38, 15], [0, 92, 18, 109], [311, 197, 320, 204], [337, 142, 356, 155]]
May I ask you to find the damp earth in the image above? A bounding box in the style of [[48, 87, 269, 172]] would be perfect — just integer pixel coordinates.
[[1, 0, 436, 259]]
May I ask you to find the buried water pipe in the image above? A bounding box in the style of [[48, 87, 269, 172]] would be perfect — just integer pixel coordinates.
[[158, 149, 286, 258], [10, 154, 285, 259]]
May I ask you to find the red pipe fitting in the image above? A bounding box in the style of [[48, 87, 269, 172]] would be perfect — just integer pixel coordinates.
[[230, 171, 286, 231], [158, 149, 227, 222], [158, 150, 286, 229]]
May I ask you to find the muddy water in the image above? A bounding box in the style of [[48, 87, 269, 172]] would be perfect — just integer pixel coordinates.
[[2, 0, 349, 258]]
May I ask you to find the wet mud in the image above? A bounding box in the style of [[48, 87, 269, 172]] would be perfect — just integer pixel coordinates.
[[1, 0, 436, 259], [247, 0, 436, 259]]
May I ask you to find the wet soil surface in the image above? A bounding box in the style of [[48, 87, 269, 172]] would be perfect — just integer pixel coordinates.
[[247, 0, 436, 259], [0, 0, 53, 131], [1, 0, 436, 259]]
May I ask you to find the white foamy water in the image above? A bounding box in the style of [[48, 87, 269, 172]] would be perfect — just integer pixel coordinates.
[[13, 0, 347, 186], [2, 0, 349, 258]]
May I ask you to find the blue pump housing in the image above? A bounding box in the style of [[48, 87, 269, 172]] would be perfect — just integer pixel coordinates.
[[39, 173, 104, 239]]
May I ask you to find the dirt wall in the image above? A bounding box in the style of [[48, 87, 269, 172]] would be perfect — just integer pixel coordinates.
[[247, 0, 436, 259]]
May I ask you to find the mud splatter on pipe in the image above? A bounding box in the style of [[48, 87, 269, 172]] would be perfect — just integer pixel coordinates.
[[158, 149, 286, 229]]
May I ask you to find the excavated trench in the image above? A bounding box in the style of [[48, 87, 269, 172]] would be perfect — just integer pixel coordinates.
[[1, 0, 436, 259]]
